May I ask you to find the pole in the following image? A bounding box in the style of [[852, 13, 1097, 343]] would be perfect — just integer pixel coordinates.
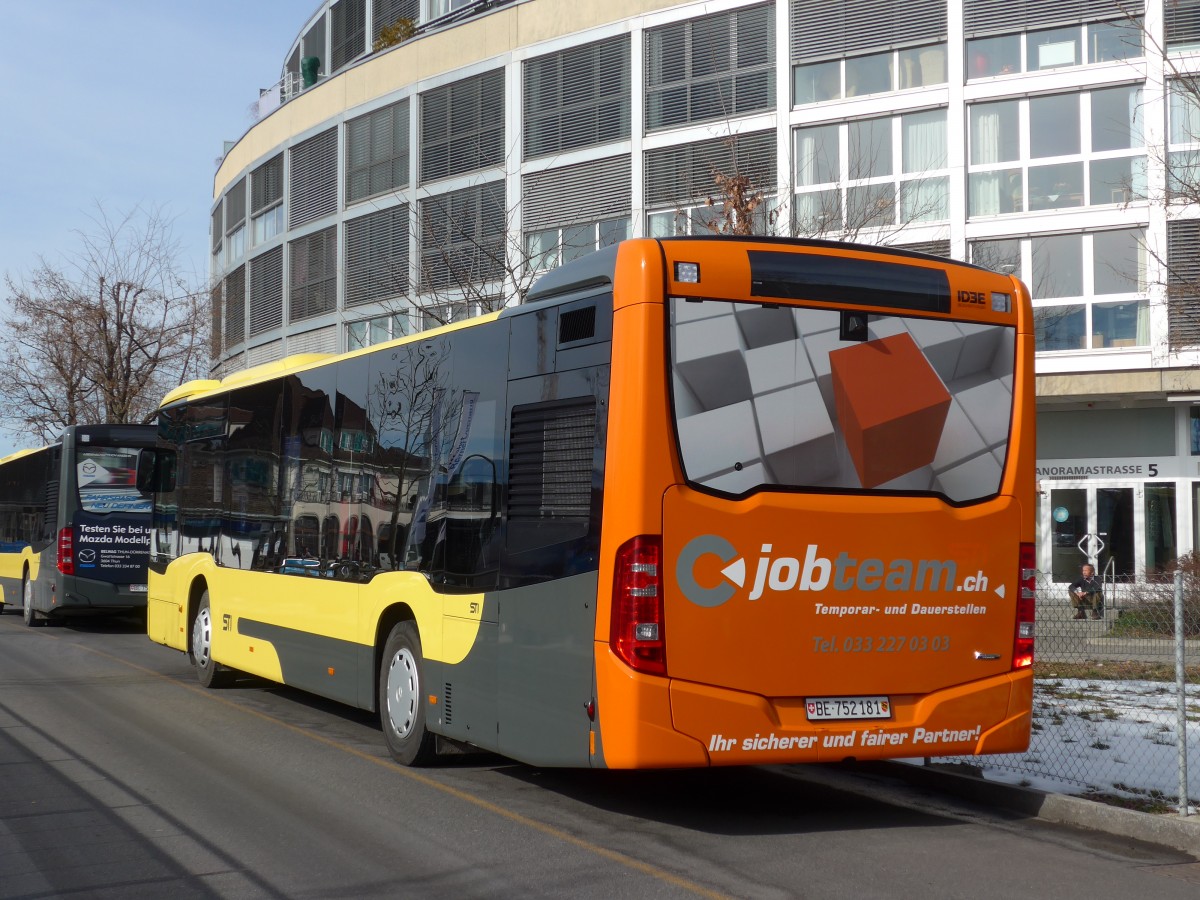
[[1175, 570, 1190, 817]]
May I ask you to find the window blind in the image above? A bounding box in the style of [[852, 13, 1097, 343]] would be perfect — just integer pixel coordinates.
[[522, 156, 631, 230], [249, 246, 284, 336], [523, 34, 630, 159], [345, 205, 410, 306], [290, 128, 338, 227], [289, 226, 338, 322], [346, 98, 409, 203]]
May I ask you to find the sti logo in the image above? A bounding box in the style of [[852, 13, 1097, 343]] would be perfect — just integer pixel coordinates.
[[675, 534, 986, 608]]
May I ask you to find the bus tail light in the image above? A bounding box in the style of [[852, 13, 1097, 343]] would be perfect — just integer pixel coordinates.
[[611, 535, 666, 676], [1013, 542, 1036, 669], [57, 527, 75, 576]]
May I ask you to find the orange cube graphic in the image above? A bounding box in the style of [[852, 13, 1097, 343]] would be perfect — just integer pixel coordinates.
[[830, 332, 950, 488]]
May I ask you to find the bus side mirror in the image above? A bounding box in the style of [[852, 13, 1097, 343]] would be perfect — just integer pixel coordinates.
[[137, 448, 177, 493]]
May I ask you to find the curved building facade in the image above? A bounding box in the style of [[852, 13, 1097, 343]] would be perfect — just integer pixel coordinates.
[[211, 0, 1200, 578]]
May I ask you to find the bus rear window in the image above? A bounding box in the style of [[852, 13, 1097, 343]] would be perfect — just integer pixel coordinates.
[[669, 299, 1015, 503], [77, 447, 152, 513]]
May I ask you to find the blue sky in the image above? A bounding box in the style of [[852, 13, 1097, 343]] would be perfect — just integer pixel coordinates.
[[0, 0, 317, 454]]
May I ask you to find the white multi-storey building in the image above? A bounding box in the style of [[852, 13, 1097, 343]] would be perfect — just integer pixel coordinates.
[[209, 0, 1200, 581]]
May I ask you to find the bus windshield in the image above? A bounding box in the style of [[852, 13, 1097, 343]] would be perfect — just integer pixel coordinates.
[[670, 298, 1014, 503]]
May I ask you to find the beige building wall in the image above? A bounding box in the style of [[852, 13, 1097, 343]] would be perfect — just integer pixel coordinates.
[[215, 0, 682, 197]]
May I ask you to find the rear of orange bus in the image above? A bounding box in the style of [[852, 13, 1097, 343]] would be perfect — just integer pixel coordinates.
[[592, 237, 1035, 768]]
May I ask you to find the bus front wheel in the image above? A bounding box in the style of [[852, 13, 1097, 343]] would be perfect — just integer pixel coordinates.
[[379, 621, 436, 766], [21, 573, 41, 628], [191, 591, 232, 688]]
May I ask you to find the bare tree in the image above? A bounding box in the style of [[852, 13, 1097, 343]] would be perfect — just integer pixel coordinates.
[[1114, 5, 1200, 352], [415, 185, 541, 322], [347, 178, 596, 339], [0, 204, 210, 444], [697, 127, 950, 244]]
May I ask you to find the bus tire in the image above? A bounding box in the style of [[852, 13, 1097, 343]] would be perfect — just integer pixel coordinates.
[[379, 620, 436, 766], [191, 591, 232, 688], [21, 572, 42, 628]]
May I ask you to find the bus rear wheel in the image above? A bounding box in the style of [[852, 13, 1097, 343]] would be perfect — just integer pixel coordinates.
[[21, 573, 42, 628], [379, 621, 436, 766], [191, 591, 232, 688]]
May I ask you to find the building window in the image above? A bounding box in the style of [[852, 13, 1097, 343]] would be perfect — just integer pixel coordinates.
[[1028, 25, 1081, 70], [789, 0, 947, 65], [424, 0, 473, 22], [330, 0, 366, 73], [290, 127, 338, 228], [1166, 220, 1200, 351], [966, 33, 1020, 77], [644, 131, 777, 234], [212, 198, 224, 259], [966, 19, 1142, 79], [419, 69, 504, 184], [522, 156, 632, 255], [226, 225, 246, 265], [527, 217, 631, 270], [968, 85, 1145, 217], [1169, 79, 1200, 198], [524, 35, 630, 160], [1091, 18, 1142, 61], [1166, 1, 1200, 49], [248, 246, 284, 337], [1093, 84, 1147, 203], [420, 302, 479, 330], [647, 202, 775, 237], [289, 226, 337, 323], [971, 229, 1148, 352], [347, 312, 410, 351], [225, 265, 246, 347], [224, 178, 246, 264], [345, 205, 409, 306], [251, 154, 284, 246], [346, 98, 409, 204], [645, 3, 775, 132], [254, 207, 285, 245], [1033, 304, 1086, 352], [898, 45, 947, 88], [793, 109, 947, 234], [210, 282, 223, 358], [794, 43, 947, 104], [374, 0, 419, 45], [419, 182, 505, 290]]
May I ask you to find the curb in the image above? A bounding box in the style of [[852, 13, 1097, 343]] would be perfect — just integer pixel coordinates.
[[866, 760, 1200, 859]]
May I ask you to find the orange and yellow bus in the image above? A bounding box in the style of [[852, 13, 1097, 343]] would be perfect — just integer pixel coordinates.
[[144, 236, 1035, 767]]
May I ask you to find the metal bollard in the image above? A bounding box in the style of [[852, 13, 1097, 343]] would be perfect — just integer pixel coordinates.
[[1174, 570, 1190, 817]]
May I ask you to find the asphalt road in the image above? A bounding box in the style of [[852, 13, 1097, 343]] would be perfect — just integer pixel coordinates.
[[1, 609, 1198, 900]]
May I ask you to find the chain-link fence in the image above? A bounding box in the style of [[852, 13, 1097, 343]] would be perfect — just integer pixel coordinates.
[[960, 570, 1199, 814]]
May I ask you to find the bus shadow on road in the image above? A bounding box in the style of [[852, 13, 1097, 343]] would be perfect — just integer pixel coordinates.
[[495, 763, 954, 836], [215, 677, 508, 767], [57, 613, 149, 636]]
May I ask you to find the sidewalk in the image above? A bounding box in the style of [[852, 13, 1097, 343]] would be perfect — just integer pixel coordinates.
[[877, 760, 1200, 858]]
